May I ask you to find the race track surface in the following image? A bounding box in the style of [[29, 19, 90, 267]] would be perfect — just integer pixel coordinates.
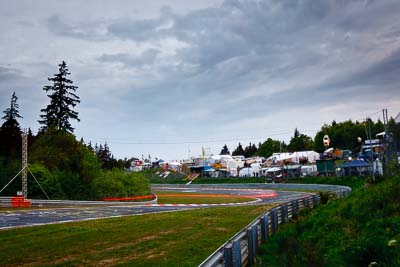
[[0, 183, 324, 229]]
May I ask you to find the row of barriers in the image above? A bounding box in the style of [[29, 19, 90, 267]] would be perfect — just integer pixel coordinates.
[[199, 187, 351, 267]]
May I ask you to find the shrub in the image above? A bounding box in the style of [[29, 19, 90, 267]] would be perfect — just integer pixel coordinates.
[[92, 169, 150, 199], [260, 176, 400, 266]]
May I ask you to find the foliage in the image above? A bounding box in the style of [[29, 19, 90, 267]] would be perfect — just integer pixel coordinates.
[[0, 92, 23, 160], [232, 142, 245, 156], [387, 118, 400, 151], [219, 144, 230, 155], [0, 120, 21, 160], [27, 163, 65, 199], [256, 138, 285, 158], [243, 142, 258, 158], [0, 93, 24, 195], [260, 175, 400, 266], [2, 92, 22, 122], [92, 169, 150, 199], [0, 159, 21, 196], [29, 128, 101, 199], [314, 119, 384, 153], [288, 128, 314, 152], [38, 61, 80, 133]]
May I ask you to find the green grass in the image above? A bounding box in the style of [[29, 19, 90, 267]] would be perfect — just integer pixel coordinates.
[[0, 205, 274, 266], [155, 191, 256, 204], [259, 175, 400, 266], [144, 169, 187, 184]]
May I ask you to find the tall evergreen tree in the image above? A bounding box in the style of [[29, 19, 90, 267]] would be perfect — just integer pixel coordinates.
[[2, 92, 22, 122], [220, 144, 230, 155], [0, 92, 23, 158], [232, 142, 245, 156], [39, 61, 80, 133]]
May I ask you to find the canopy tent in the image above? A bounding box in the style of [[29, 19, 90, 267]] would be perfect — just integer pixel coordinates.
[[340, 160, 371, 176], [203, 166, 216, 172]]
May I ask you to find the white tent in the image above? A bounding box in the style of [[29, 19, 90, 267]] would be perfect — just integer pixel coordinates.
[[168, 161, 181, 166], [290, 151, 320, 163], [265, 153, 292, 166], [239, 163, 261, 177], [226, 159, 244, 176]]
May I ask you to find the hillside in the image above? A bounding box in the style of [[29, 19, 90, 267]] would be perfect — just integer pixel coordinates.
[[260, 175, 400, 266]]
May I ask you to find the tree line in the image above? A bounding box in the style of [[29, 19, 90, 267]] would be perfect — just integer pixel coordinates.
[[221, 120, 399, 159], [0, 61, 149, 200]]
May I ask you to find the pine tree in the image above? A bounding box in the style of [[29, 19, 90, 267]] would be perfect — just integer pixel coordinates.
[[2, 92, 22, 120], [232, 142, 245, 156], [1, 92, 23, 158], [220, 144, 230, 155], [39, 61, 80, 133], [97, 142, 113, 169]]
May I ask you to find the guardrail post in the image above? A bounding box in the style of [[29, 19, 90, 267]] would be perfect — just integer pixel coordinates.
[[253, 225, 258, 252], [260, 215, 269, 243], [247, 227, 255, 265], [282, 204, 288, 223], [232, 240, 242, 267], [271, 208, 278, 234], [303, 198, 308, 208], [291, 200, 296, 217], [224, 244, 233, 267]]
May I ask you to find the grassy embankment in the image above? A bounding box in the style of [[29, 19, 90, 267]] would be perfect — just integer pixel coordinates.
[[259, 175, 400, 266], [0, 205, 273, 266]]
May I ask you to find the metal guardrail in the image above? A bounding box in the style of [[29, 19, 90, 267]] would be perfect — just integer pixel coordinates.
[[199, 186, 351, 267]]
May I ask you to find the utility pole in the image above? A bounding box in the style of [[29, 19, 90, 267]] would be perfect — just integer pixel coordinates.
[[382, 108, 391, 176], [22, 129, 28, 199], [366, 118, 375, 182]]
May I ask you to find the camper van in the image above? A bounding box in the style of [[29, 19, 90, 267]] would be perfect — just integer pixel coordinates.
[[260, 167, 284, 183]]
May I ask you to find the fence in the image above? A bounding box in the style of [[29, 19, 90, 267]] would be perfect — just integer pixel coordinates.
[[199, 187, 351, 267]]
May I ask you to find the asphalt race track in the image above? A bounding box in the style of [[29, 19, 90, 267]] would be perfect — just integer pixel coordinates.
[[0, 183, 323, 229]]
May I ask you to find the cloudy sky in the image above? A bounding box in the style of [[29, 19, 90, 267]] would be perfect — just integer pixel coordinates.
[[1, 0, 400, 160]]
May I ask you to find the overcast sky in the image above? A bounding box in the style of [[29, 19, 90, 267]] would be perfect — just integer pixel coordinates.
[[1, 0, 400, 160]]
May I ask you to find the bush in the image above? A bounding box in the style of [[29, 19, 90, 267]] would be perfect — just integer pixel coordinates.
[[28, 163, 65, 199], [92, 169, 150, 199], [30, 129, 101, 199], [260, 176, 400, 266]]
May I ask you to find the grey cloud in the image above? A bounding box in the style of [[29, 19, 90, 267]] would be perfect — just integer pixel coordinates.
[[0, 66, 23, 82], [322, 48, 400, 94], [107, 7, 173, 41], [46, 15, 107, 40], [98, 49, 160, 67]]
